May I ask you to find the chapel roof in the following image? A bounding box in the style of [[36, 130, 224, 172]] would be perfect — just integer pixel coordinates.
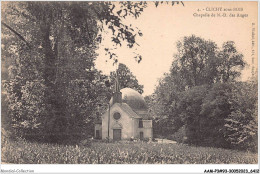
[[111, 88, 148, 111], [115, 103, 142, 119], [107, 87, 151, 119]]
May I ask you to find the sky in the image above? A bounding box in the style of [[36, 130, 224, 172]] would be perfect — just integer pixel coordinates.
[[95, 1, 258, 96]]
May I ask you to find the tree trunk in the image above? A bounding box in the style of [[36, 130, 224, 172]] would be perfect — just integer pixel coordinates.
[[40, 21, 68, 139]]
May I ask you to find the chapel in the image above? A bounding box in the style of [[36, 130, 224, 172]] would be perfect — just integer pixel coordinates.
[[94, 78, 153, 140]]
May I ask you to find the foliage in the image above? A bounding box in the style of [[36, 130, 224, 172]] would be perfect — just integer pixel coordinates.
[[218, 41, 246, 82], [149, 36, 244, 134], [147, 74, 183, 137], [200, 83, 233, 148], [148, 35, 256, 151], [178, 85, 209, 145], [109, 63, 144, 94], [175, 81, 257, 151], [5, 80, 47, 138], [1, 1, 146, 141], [169, 126, 187, 143], [224, 79, 258, 152], [65, 71, 110, 138], [2, 139, 257, 164], [198, 81, 258, 151], [171, 35, 245, 88], [172, 35, 219, 87]]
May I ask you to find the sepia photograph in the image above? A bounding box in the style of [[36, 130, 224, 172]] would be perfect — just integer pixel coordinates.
[[1, 0, 259, 173]]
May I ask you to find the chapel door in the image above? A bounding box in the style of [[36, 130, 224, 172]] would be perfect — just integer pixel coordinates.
[[113, 129, 121, 140], [140, 131, 144, 140]]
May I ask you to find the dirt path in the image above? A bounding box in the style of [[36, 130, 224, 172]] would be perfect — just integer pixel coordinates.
[[155, 138, 177, 144]]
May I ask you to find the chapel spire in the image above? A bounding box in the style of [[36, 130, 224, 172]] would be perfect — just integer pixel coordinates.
[[115, 68, 120, 93], [111, 64, 122, 105]]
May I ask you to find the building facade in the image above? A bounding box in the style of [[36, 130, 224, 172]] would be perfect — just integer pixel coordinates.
[[95, 88, 153, 140]]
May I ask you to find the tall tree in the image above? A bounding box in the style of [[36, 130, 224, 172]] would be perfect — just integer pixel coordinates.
[[218, 41, 246, 82], [178, 85, 209, 145], [171, 35, 219, 88], [149, 74, 183, 136], [200, 83, 233, 148], [170, 35, 245, 89], [150, 35, 247, 146], [1, 1, 146, 141]]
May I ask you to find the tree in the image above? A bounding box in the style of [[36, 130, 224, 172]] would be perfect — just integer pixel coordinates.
[[64, 70, 111, 142], [1, 1, 146, 141], [178, 85, 209, 145], [149, 74, 183, 137], [109, 63, 144, 94], [2, 1, 184, 142], [171, 35, 219, 88], [149, 35, 247, 146], [179, 80, 257, 151], [218, 41, 246, 82], [200, 83, 233, 148], [170, 35, 245, 89], [224, 79, 258, 152], [150, 35, 221, 138]]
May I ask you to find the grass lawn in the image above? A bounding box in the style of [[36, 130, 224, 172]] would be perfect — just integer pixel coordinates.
[[1, 139, 257, 164]]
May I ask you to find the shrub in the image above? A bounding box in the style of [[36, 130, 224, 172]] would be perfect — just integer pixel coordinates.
[[169, 126, 186, 143]]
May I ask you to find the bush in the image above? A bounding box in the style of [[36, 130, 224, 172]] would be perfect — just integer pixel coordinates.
[[168, 126, 187, 143]]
